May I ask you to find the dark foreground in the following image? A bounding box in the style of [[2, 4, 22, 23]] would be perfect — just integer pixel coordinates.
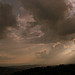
[[0, 64, 75, 75], [13, 64, 75, 75]]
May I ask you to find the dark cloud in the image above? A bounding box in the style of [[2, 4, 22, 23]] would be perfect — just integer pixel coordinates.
[[19, 0, 68, 22], [18, 0, 75, 43], [0, 2, 17, 39], [57, 16, 75, 35]]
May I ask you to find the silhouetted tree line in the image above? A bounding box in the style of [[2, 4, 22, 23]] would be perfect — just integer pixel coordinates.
[[12, 64, 75, 75]]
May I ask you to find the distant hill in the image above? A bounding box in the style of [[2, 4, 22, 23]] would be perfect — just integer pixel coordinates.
[[0, 65, 42, 75], [13, 64, 75, 75], [0, 64, 75, 75]]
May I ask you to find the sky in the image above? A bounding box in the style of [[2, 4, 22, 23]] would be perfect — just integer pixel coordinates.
[[0, 0, 75, 66]]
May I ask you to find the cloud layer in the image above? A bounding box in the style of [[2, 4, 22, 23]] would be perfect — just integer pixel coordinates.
[[0, 0, 75, 66], [0, 2, 17, 39], [17, 0, 75, 43]]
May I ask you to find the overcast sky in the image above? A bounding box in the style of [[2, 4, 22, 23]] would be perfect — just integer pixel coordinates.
[[0, 0, 75, 66]]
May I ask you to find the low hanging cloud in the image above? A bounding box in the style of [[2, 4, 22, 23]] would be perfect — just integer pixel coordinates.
[[0, 2, 17, 39], [17, 0, 75, 43]]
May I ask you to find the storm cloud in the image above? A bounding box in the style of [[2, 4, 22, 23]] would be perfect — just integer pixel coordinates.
[[0, 0, 75, 66], [0, 2, 17, 39], [17, 0, 75, 43]]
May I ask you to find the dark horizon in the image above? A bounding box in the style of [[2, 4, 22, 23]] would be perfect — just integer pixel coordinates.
[[0, 64, 75, 75]]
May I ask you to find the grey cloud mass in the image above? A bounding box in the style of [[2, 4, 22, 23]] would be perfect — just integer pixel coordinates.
[[0, 0, 75, 66], [0, 2, 17, 39], [17, 0, 75, 43]]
